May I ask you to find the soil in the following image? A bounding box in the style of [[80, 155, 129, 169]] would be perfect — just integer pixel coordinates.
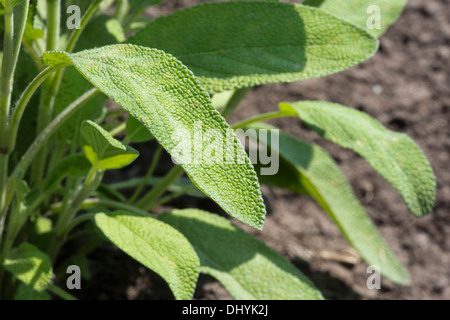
[[70, 0, 450, 300]]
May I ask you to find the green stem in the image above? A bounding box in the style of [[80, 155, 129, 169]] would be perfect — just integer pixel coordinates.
[[0, 2, 15, 153], [46, 0, 61, 52], [62, 213, 96, 239], [8, 66, 61, 152], [108, 122, 126, 137], [47, 283, 77, 300], [65, 0, 103, 53], [220, 87, 251, 118], [136, 166, 184, 211], [128, 145, 163, 204], [153, 186, 196, 207], [231, 111, 286, 130], [115, 0, 129, 24], [49, 171, 103, 261], [12, 88, 99, 177], [50, 198, 150, 217]]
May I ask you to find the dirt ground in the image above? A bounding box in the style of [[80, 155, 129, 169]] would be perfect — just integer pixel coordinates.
[[79, 0, 450, 300]]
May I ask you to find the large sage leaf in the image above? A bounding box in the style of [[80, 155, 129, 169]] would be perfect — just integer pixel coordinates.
[[247, 124, 410, 285], [42, 44, 266, 230], [4, 243, 52, 291], [94, 211, 200, 300], [127, 2, 378, 93], [280, 101, 436, 217], [303, 0, 407, 37], [159, 209, 323, 300]]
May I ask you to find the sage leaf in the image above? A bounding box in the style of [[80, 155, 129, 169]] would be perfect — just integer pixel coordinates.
[[303, 0, 407, 37], [4, 243, 53, 291], [81, 120, 139, 170], [94, 211, 200, 300], [246, 124, 410, 285], [127, 2, 378, 93], [43, 44, 266, 230], [159, 209, 323, 300], [280, 101, 436, 217]]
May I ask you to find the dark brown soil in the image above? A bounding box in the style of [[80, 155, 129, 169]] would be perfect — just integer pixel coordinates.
[[76, 0, 450, 300]]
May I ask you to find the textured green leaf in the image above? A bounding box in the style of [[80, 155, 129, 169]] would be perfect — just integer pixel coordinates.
[[81, 120, 139, 170], [94, 211, 200, 300], [126, 115, 154, 143], [247, 124, 410, 285], [280, 101, 436, 217], [43, 44, 266, 230], [127, 2, 378, 93], [4, 243, 53, 291], [14, 283, 51, 300], [159, 209, 323, 300], [303, 0, 407, 37], [43, 154, 91, 193]]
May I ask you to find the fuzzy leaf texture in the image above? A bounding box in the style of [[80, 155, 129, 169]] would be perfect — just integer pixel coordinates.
[[94, 211, 200, 300], [247, 124, 410, 285], [3, 243, 53, 291], [127, 1, 378, 93], [81, 120, 139, 170], [159, 209, 323, 300], [280, 101, 436, 217], [303, 0, 407, 37], [42, 44, 267, 230]]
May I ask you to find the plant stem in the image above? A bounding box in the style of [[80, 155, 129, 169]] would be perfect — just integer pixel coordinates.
[[108, 122, 126, 137], [0, 2, 15, 154], [46, 0, 61, 53], [220, 87, 251, 118], [47, 283, 77, 300], [115, 0, 129, 24], [231, 111, 286, 130], [49, 170, 103, 261], [62, 213, 96, 239], [136, 166, 184, 211], [128, 145, 163, 204], [12, 88, 99, 177], [8, 66, 61, 152]]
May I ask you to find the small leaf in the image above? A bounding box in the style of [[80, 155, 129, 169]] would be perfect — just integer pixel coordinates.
[[94, 211, 200, 300], [4, 243, 53, 291], [280, 101, 436, 217], [81, 120, 139, 170], [14, 283, 51, 300], [159, 209, 323, 300], [125, 115, 154, 143], [127, 2, 378, 93], [303, 0, 407, 37], [246, 124, 410, 285], [43, 154, 91, 193], [42, 44, 266, 230]]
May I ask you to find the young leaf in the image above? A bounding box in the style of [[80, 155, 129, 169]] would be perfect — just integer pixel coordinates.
[[303, 0, 407, 37], [94, 211, 200, 300], [127, 2, 378, 93], [126, 115, 154, 143], [42, 44, 267, 230], [246, 124, 410, 285], [280, 101, 436, 217], [81, 120, 139, 170], [159, 209, 323, 300], [4, 243, 53, 291]]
